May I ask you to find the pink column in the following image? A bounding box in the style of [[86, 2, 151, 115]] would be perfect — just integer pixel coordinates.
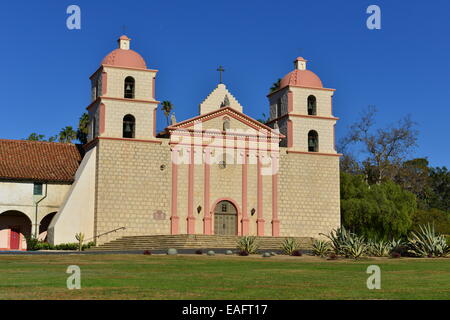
[[203, 149, 212, 235], [241, 151, 249, 235], [271, 154, 280, 236], [170, 150, 179, 234], [256, 154, 265, 236], [102, 72, 108, 95], [187, 147, 196, 234]]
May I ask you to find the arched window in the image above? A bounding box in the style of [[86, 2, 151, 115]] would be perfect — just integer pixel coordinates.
[[308, 130, 319, 152], [276, 98, 282, 118], [307, 95, 317, 115], [223, 117, 230, 131], [123, 114, 135, 138], [124, 76, 135, 99]]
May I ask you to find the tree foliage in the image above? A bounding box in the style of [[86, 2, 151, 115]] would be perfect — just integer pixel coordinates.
[[340, 172, 417, 239], [340, 106, 418, 184]]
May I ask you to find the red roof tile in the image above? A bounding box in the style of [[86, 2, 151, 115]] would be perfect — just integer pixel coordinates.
[[0, 139, 83, 183]]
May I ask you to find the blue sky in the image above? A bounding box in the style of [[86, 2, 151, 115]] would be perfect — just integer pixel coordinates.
[[1, 0, 449, 167]]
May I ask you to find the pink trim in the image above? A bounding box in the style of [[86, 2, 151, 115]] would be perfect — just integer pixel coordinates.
[[266, 114, 339, 125], [256, 156, 265, 236], [333, 124, 336, 151], [203, 149, 212, 235], [101, 64, 158, 73], [99, 103, 106, 134], [168, 106, 282, 137], [210, 198, 241, 236], [171, 151, 179, 234], [271, 155, 280, 236], [330, 95, 333, 115], [288, 90, 293, 113], [287, 120, 293, 148], [187, 147, 195, 234], [102, 72, 107, 95], [86, 97, 160, 110], [153, 108, 157, 138], [241, 151, 249, 235]]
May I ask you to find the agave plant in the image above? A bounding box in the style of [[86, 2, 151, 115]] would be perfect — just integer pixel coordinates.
[[281, 238, 300, 255], [320, 226, 354, 255], [237, 236, 259, 255], [341, 234, 368, 259], [367, 239, 392, 257], [312, 239, 332, 257], [407, 224, 449, 257]]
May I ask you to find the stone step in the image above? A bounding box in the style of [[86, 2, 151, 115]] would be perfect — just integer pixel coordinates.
[[88, 235, 313, 252]]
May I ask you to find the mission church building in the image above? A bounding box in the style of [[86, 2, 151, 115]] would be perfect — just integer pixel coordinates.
[[0, 35, 340, 250]]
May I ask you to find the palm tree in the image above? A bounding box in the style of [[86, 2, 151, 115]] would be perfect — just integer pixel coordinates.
[[270, 78, 281, 93], [58, 126, 77, 143], [76, 113, 89, 144], [161, 101, 173, 126], [26, 133, 46, 141]]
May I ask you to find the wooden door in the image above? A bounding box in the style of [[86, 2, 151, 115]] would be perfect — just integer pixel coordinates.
[[10, 228, 20, 250], [214, 201, 237, 235]]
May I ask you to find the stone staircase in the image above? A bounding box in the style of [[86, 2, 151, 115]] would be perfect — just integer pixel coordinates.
[[89, 234, 313, 252]]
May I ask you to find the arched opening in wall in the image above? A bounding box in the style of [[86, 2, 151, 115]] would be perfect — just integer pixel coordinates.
[[307, 95, 317, 115], [0, 211, 32, 250], [276, 98, 282, 118], [213, 200, 238, 235], [124, 76, 135, 99], [123, 114, 136, 138], [308, 130, 319, 152], [222, 117, 230, 131], [39, 212, 57, 242]]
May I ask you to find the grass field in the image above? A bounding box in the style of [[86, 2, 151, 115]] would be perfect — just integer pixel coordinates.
[[0, 254, 449, 300]]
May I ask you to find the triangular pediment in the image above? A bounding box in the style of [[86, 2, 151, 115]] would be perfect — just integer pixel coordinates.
[[199, 83, 243, 115], [168, 107, 283, 139]]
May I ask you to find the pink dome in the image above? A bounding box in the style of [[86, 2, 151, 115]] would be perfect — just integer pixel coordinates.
[[280, 69, 323, 89], [101, 48, 147, 69]]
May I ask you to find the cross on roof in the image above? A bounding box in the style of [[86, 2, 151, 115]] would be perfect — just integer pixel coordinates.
[[216, 65, 225, 84]]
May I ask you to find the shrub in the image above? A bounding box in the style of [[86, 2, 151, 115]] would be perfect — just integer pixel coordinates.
[[237, 236, 259, 255], [367, 239, 392, 257], [26, 237, 40, 251], [312, 239, 332, 257], [143, 250, 151, 255], [321, 226, 355, 255], [54, 243, 78, 250], [341, 235, 368, 259], [195, 249, 203, 255], [281, 238, 299, 255], [390, 252, 401, 259], [291, 250, 302, 256], [407, 223, 449, 257], [238, 250, 249, 256]]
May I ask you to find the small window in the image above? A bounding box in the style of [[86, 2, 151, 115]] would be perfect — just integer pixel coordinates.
[[308, 130, 319, 152], [33, 183, 43, 196], [307, 95, 317, 115], [124, 76, 135, 99], [221, 203, 227, 212], [123, 114, 135, 138]]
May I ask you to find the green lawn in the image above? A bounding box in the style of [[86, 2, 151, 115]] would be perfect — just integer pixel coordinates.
[[0, 254, 449, 300]]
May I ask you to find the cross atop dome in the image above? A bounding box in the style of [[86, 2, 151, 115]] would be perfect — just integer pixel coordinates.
[[118, 35, 131, 50]]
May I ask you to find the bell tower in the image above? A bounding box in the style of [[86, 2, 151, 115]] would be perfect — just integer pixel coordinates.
[[267, 57, 338, 154], [87, 35, 159, 141]]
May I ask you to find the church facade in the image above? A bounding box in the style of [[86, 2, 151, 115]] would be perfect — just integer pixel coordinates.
[[0, 35, 341, 249]]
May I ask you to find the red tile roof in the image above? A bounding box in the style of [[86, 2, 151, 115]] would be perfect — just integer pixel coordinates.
[[0, 139, 83, 183]]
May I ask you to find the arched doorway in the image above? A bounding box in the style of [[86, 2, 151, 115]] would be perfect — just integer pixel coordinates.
[[39, 212, 57, 241], [0, 211, 32, 250], [214, 200, 238, 235]]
